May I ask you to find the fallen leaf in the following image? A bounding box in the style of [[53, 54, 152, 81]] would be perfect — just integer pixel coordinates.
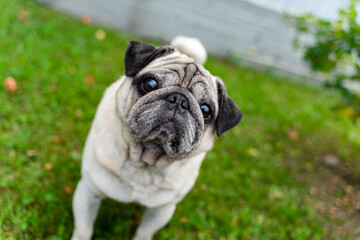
[[328, 205, 338, 219], [286, 130, 298, 140], [95, 29, 106, 40], [344, 185, 353, 194], [80, 15, 91, 25], [4, 76, 17, 92], [44, 163, 53, 170], [51, 135, 61, 143], [315, 202, 326, 213], [75, 108, 83, 117], [269, 188, 283, 199], [180, 217, 187, 223], [26, 149, 37, 157], [310, 186, 318, 196], [356, 202, 360, 210], [247, 148, 259, 157], [17, 10, 28, 20], [321, 154, 339, 168], [85, 75, 94, 84], [342, 195, 350, 205], [331, 175, 341, 184], [63, 185, 72, 195]]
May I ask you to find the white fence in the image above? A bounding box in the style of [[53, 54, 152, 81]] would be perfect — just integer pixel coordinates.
[[247, 0, 349, 19], [46, 0, 351, 78]]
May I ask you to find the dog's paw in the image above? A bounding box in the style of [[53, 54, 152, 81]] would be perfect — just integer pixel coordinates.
[[132, 234, 152, 240], [70, 232, 92, 240]]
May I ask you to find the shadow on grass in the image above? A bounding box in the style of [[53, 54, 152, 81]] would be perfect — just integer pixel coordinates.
[[93, 200, 143, 240]]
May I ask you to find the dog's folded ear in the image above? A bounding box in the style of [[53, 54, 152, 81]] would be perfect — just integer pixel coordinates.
[[125, 41, 174, 77], [215, 78, 243, 136]]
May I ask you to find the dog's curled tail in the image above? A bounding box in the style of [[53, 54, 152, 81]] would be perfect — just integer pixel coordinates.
[[170, 36, 207, 65]]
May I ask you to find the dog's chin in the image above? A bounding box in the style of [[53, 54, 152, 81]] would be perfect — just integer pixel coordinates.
[[142, 140, 183, 159], [142, 140, 163, 153], [140, 121, 189, 159]]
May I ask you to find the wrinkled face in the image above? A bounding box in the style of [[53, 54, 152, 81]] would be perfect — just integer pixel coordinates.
[[126, 54, 218, 158], [118, 41, 242, 159]]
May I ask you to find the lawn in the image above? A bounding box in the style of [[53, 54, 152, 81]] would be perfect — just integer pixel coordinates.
[[1, 0, 360, 239]]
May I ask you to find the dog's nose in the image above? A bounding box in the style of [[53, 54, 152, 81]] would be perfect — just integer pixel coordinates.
[[166, 93, 189, 114]]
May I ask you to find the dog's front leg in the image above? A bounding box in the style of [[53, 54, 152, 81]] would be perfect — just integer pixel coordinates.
[[133, 203, 176, 240], [71, 179, 102, 240]]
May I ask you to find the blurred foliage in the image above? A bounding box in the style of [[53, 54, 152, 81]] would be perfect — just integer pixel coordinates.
[[286, 0, 360, 121]]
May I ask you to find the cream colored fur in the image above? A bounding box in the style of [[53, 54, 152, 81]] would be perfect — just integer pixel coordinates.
[[71, 76, 214, 240], [71, 37, 224, 240]]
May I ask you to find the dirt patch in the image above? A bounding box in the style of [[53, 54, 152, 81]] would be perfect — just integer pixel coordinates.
[[303, 164, 360, 239]]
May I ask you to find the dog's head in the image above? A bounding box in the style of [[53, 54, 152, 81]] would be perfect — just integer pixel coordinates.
[[119, 41, 242, 158]]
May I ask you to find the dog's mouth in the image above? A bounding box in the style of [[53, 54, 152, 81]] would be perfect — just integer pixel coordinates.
[[142, 139, 163, 152], [141, 121, 183, 158], [159, 121, 177, 134]]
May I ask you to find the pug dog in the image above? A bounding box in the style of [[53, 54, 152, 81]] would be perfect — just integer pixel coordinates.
[[71, 36, 242, 240]]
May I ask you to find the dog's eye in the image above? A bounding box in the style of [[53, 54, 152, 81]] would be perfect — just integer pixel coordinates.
[[141, 78, 158, 93], [200, 104, 212, 119]]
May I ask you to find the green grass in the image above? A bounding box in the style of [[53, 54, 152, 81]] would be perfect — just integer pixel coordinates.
[[1, 0, 360, 239]]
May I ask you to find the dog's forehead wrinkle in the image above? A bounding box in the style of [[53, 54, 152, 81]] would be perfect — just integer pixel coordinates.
[[141, 60, 216, 98], [181, 63, 198, 87], [147, 52, 194, 69], [143, 66, 184, 86], [147, 53, 180, 67], [189, 81, 216, 106], [167, 68, 182, 83], [166, 63, 186, 83]]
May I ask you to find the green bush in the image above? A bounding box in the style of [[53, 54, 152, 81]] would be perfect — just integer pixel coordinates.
[[286, 0, 360, 120]]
